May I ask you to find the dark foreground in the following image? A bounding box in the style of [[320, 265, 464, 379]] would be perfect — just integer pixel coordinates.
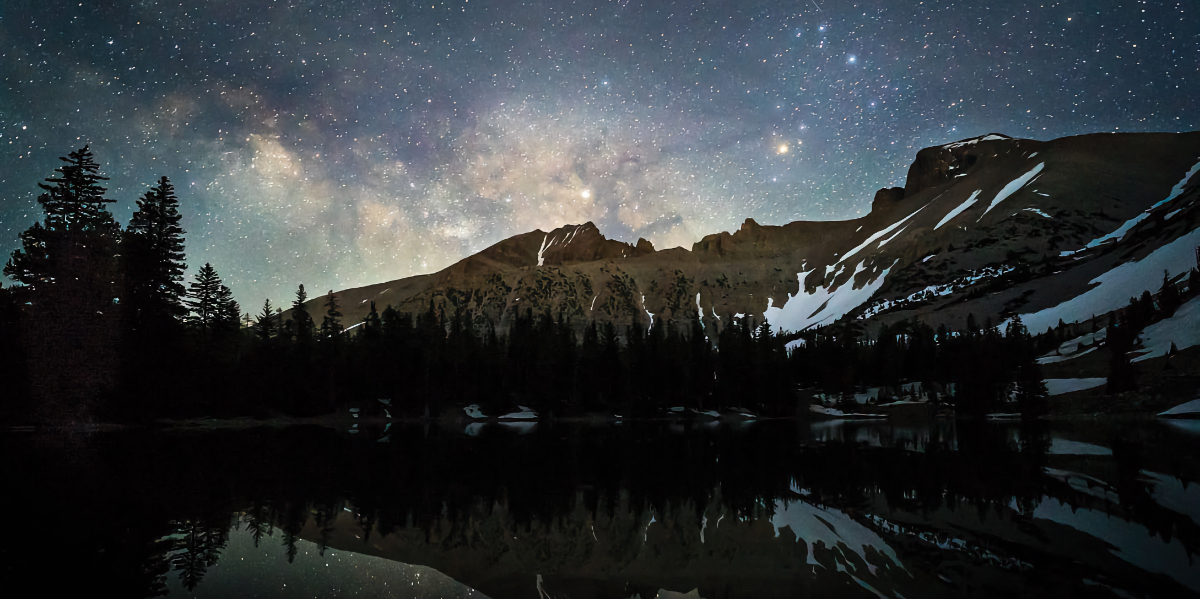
[[2, 417, 1198, 598]]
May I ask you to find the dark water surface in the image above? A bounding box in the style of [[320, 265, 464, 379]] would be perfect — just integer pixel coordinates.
[[3, 418, 1199, 598]]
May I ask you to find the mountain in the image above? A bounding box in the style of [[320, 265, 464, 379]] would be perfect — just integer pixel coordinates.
[[301, 132, 1200, 351]]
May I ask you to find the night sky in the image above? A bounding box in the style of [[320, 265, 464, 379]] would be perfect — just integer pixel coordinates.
[[1, 1, 1196, 309]]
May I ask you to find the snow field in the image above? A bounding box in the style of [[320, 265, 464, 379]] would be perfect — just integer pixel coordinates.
[[1132, 294, 1200, 363], [1015, 228, 1200, 334], [766, 261, 897, 349]]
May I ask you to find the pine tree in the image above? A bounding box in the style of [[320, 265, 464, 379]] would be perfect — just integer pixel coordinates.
[[117, 176, 189, 416], [5, 146, 119, 291], [1160, 270, 1182, 315], [318, 290, 344, 408], [290, 284, 313, 344], [4, 146, 122, 421], [122, 176, 187, 327], [362, 300, 381, 342], [255, 299, 277, 342], [1007, 315, 1049, 420], [215, 284, 240, 333], [320, 290, 343, 339], [1105, 314, 1139, 395], [186, 263, 226, 339]]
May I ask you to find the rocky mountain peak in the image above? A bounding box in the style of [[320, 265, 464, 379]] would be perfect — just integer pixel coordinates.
[[871, 187, 906, 213], [537, 221, 652, 267], [905, 133, 1020, 197]]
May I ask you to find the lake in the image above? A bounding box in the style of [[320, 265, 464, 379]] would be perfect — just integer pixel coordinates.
[[2, 417, 1198, 598]]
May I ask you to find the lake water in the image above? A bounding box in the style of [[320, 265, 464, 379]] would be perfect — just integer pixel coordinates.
[[3, 418, 1198, 598]]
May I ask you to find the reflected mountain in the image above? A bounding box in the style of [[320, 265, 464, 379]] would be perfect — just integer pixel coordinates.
[[1, 419, 1197, 598]]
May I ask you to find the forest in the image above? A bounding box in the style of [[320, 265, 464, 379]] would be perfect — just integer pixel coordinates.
[[3, 146, 1193, 426]]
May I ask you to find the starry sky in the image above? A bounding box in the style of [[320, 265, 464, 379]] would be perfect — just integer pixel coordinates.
[[1, 0, 1196, 309]]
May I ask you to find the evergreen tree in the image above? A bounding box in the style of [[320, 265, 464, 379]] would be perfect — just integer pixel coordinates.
[[290, 284, 313, 344], [362, 301, 381, 342], [215, 284, 241, 333], [1006, 315, 1049, 419], [1106, 312, 1139, 395], [186, 263, 225, 338], [5, 145, 119, 291], [122, 176, 187, 327], [320, 290, 343, 339], [1159, 270, 1182, 315], [117, 176, 189, 417], [255, 299, 277, 342], [4, 146, 122, 421], [318, 290, 344, 408]]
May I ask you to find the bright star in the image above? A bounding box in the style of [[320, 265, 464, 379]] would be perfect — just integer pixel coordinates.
[[581, 189, 591, 199], [777, 144, 789, 154]]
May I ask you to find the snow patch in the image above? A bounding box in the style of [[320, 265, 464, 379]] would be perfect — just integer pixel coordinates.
[[1037, 346, 1096, 364], [875, 223, 909, 249], [642, 294, 654, 331], [536, 234, 554, 267], [765, 261, 897, 345], [981, 163, 1044, 217], [1023, 207, 1052, 218], [936, 189, 983, 229], [499, 407, 537, 419], [1160, 399, 1200, 418], [1132, 294, 1200, 363], [1017, 228, 1200, 333], [838, 208, 925, 266], [1044, 378, 1105, 396], [944, 134, 1008, 149]]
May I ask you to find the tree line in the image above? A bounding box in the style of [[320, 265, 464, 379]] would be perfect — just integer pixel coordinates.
[[6, 146, 1195, 425]]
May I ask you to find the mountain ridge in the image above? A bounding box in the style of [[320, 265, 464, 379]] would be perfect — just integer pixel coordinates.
[[297, 131, 1200, 348]]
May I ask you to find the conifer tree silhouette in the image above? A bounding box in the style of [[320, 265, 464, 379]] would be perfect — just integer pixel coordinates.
[[4, 146, 121, 422], [255, 299, 277, 342], [186, 263, 226, 341], [123, 176, 187, 328]]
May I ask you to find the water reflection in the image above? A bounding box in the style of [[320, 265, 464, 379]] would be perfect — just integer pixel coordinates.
[[1, 419, 1198, 598]]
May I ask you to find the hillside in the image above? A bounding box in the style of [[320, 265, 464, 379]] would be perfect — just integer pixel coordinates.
[[300, 132, 1199, 351]]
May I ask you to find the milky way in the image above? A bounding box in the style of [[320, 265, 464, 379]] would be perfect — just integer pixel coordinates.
[[1, 0, 1196, 308]]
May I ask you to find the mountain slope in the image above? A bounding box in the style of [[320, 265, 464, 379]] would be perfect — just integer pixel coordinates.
[[299, 131, 1200, 347]]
